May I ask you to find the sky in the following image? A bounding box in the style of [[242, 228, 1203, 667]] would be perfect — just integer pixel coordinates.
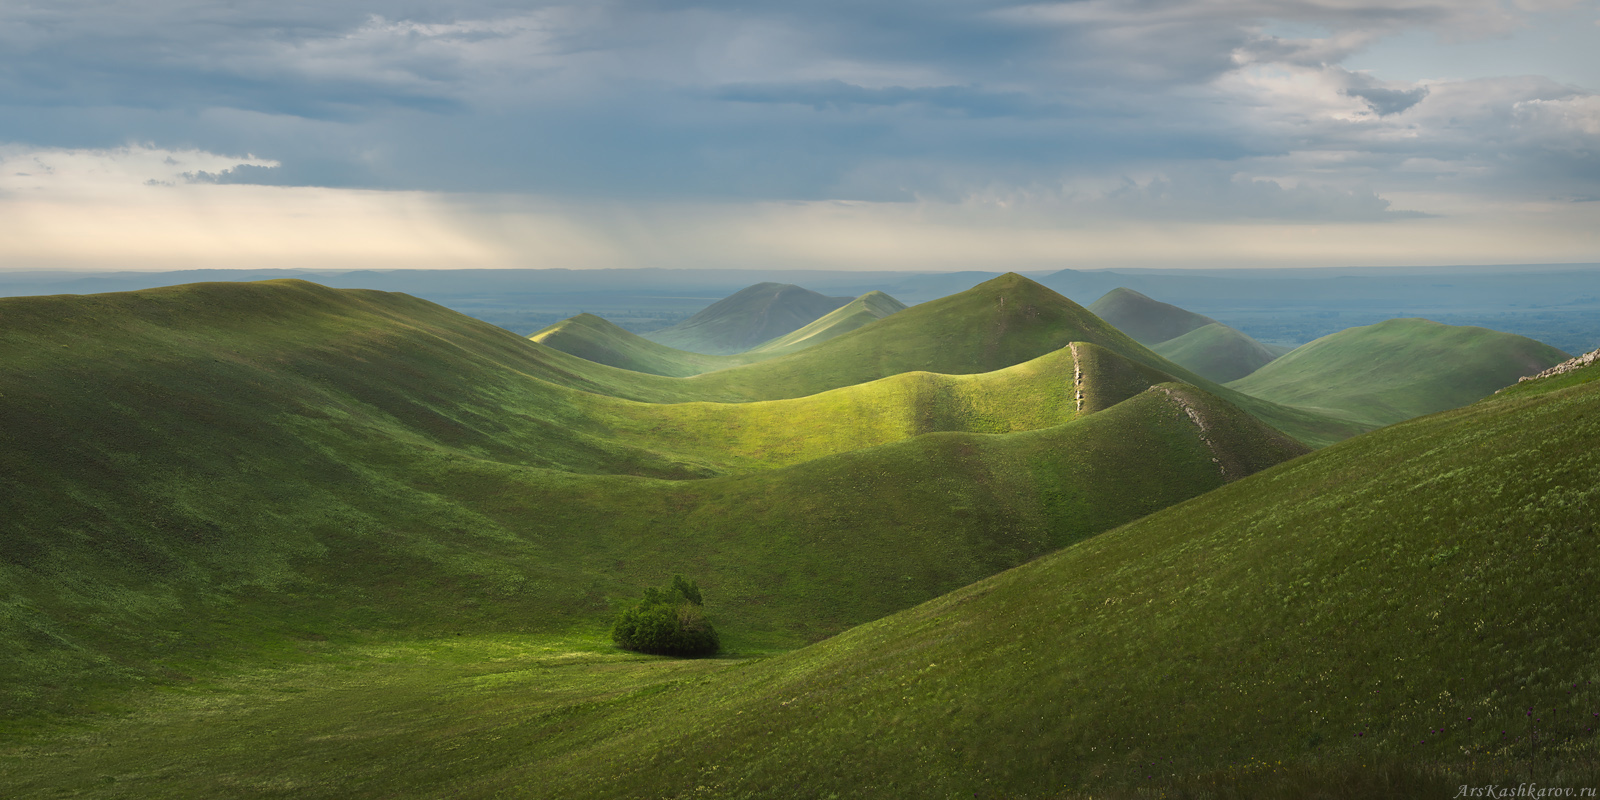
[[1, 0, 1597, 272]]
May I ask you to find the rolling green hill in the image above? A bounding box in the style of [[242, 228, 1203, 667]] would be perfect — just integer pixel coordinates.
[[507, 274, 1367, 447], [747, 291, 907, 354], [1227, 317, 1570, 428], [1153, 321, 1281, 383], [0, 279, 1306, 726], [1087, 286, 1217, 345], [529, 313, 764, 377], [8, 334, 1597, 798], [643, 283, 851, 354]]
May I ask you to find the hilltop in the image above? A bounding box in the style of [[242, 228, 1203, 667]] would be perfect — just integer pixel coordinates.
[[1227, 317, 1570, 428], [643, 283, 851, 354]]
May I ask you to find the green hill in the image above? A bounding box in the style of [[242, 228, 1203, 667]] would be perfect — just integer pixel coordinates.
[[1087, 286, 1217, 345], [529, 313, 764, 377], [747, 291, 907, 355], [1153, 321, 1281, 383], [0, 279, 1305, 725], [643, 283, 852, 354], [506, 274, 1366, 448], [9, 337, 1597, 798], [1227, 317, 1570, 428], [514, 273, 1160, 405]]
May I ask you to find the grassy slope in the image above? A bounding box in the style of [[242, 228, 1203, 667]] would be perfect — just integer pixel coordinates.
[[1087, 286, 1217, 344], [9, 359, 1588, 798], [747, 291, 907, 355], [528, 313, 767, 377], [1227, 318, 1571, 428], [1154, 321, 1281, 383], [643, 283, 851, 354], [0, 280, 1304, 724]]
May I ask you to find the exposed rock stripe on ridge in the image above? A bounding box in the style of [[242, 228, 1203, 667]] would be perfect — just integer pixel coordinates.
[[1510, 347, 1600, 387], [1070, 342, 1085, 414], [1150, 384, 1229, 479]]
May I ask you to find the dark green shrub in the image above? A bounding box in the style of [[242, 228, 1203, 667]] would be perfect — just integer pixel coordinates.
[[612, 575, 719, 657]]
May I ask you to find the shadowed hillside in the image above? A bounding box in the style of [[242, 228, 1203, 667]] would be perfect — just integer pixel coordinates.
[[643, 283, 851, 354], [1227, 317, 1570, 428]]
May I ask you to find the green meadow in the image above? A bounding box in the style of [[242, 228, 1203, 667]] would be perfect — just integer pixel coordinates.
[[1, 272, 1589, 798]]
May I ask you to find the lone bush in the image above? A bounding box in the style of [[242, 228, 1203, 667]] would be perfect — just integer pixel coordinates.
[[612, 575, 720, 657]]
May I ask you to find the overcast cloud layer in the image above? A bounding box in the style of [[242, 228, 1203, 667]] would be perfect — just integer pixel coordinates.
[[1, 0, 1597, 269]]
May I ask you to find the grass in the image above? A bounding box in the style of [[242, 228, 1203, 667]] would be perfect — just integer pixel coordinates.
[[1227, 317, 1571, 429], [1153, 321, 1281, 383], [4, 356, 1595, 798], [0, 633, 743, 798], [0, 277, 1306, 727], [642, 282, 851, 354]]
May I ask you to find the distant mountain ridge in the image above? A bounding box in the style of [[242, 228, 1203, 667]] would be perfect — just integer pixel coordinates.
[[643, 282, 852, 354]]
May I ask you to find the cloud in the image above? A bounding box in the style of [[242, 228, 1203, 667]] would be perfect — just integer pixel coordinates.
[[0, 144, 276, 197], [1343, 73, 1430, 115], [0, 0, 1596, 256], [1098, 173, 1428, 222], [714, 80, 1043, 118]]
